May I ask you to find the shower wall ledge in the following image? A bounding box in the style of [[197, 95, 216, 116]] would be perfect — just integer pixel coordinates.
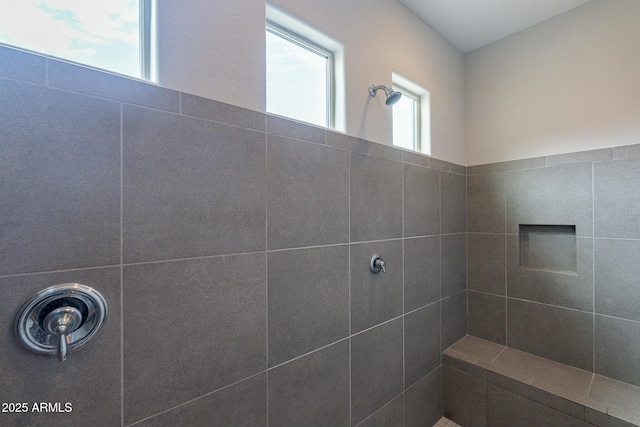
[[443, 335, 640, 427]]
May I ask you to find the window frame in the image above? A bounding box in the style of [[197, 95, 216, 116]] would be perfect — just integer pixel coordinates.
[[0, 0, 153, 81], [266, 20, 335, 128], [140, 0, 154, 81], [392, 84, 421, 152]]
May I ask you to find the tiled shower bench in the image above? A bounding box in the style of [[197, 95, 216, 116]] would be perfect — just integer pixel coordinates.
[[443, 336, 640, 427]]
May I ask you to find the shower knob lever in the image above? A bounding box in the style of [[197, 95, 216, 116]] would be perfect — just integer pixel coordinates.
[[43, 306, 83, 362], [57, 332, 68, 362], [370, 254, 386, 274]]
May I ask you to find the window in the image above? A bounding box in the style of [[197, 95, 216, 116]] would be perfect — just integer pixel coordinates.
[[392, 85, 420, 151], [0, 0, 154, 80], [266, 21, 334, 128], [392, 74, 431, 154]]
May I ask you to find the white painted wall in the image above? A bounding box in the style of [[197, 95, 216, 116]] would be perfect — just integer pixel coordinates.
[[156, 0, 267, 114], [155, 0, 466, 165], [465, 0, 640, 166]]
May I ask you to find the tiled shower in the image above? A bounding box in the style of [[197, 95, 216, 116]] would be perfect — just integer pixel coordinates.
[[0, 45, 467, 427], [3, 39, 640, 427], [467, 150, 640, 385]]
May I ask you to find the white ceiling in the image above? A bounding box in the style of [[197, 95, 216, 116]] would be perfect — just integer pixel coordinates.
[[398, 0, 593, 53]]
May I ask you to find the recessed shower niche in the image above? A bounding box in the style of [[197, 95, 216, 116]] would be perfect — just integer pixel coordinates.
[[519, 225, 577, 274]]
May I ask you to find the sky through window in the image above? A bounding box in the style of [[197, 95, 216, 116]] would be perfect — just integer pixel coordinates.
[[0, 0, 140, 78], [266, 28, 329, 127]]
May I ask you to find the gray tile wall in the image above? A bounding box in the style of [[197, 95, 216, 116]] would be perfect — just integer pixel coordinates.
[[467, 147, 640, 387], [0, 45, 466, 427]]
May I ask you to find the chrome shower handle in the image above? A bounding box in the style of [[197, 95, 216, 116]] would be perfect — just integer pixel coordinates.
[[57, 333, 68, 362], [370, 254, 386, 274], [43, 306, 83, 362], [15, 283, 108, 362]]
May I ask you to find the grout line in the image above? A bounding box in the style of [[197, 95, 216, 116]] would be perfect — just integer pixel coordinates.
[[265, 368, 269, 427], [0, 264, 123, 279], [354, 364, 442, 427], [348, 151, 352, 427], [587, 372, 596, 397], [126, 371, 267, 426], [118, 250, 268, 268], [466, 232, 507, 237], [507, 295, 594, 315], [0, 230, 485, 280], [404, 233, 443, 240], [592, 161, 596, 373], [504, 170, 509, 345], [401, 163, 406, 392], [119, 103, 125, 427], [592, 236, 640, 241], [439, 169, 443, 358], [401, 390, 405, 427], [266, 242, 351, 253], [404, 299, 441, 317], [594, 312, 640, 325], [464, 172, 469, 337], [267, 337, 350, 372], [350, 314, 405, 339], [490, 346, 508, 365], [265, 135, 269, 427]]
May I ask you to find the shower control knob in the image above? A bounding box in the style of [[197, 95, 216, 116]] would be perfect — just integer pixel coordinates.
[[14, 283, 108, 362], [43, 306, 84, 362], [370, 254, 386, 274]]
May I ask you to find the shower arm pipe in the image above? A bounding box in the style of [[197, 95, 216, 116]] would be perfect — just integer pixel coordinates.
[[368, 84, 389, 97], [368, 84, 402, 105]]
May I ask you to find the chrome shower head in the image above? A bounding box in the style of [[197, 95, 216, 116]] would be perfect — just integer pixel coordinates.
[[368, 84, 402, 106]]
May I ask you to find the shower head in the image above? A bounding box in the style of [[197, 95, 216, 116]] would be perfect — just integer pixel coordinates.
[[368, 84, 402, 106]]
